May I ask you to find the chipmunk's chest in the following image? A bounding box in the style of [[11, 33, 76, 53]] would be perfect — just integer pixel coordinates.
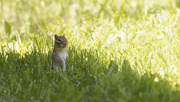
[[58, 51, 68, 60], [56, 46, 68, 60]]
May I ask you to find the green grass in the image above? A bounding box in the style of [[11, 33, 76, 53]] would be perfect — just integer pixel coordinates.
[[1, 0, 180, 101]]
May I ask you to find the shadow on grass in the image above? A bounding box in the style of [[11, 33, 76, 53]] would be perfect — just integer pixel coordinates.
[[0, 47, 180, 102]]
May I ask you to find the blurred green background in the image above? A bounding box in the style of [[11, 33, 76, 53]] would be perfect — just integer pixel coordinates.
[[1, 0, 180, 101]]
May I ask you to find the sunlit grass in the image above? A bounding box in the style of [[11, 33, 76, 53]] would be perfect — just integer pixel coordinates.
[[1, 0, 180, 101]]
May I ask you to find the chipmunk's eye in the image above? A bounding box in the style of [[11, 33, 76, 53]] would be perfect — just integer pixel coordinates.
[[58, 39, 62, 42]]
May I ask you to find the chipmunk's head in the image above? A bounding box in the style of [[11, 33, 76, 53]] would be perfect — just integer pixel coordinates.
[[54, 34, 68, 48]]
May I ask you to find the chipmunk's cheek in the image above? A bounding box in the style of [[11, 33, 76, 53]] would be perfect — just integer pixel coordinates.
[[61, 44, 65, 48], [58, 44, 61, 48]]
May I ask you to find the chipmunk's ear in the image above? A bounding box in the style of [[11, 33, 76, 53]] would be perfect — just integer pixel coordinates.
[[63, 34, 65, 37], [55, 34, 58, 38]]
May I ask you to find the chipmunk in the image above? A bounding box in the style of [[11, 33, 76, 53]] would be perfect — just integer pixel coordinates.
[[52, 34, 69, 72]]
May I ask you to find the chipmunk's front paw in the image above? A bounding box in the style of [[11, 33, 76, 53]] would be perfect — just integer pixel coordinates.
[[66, 56, 69, 61]]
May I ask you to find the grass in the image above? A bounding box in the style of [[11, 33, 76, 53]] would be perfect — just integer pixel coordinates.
[[1, 0, 180, 101]]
